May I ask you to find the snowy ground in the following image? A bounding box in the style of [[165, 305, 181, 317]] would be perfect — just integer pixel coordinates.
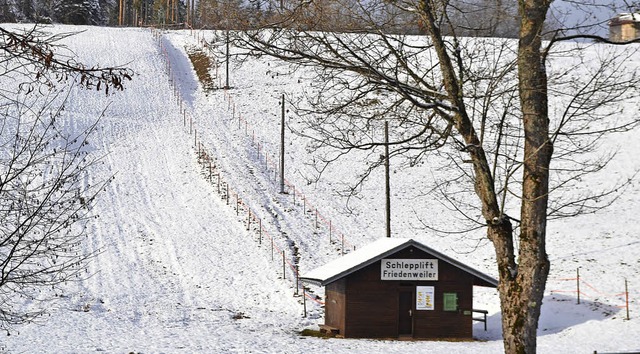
[[2, 25, 640, 353]]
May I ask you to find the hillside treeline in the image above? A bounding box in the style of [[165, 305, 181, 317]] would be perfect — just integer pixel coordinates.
[[0, 0, 523, 37], [1, 0, 114, 25]]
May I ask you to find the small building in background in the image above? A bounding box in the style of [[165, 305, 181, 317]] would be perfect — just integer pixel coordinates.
[[610, 13, 640, 42], [300, 238, 497, 340]]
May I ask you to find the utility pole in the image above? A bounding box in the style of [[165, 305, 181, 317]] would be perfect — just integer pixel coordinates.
[[225, 30, 230, 89], [280, 94, 286, 193], [385, 121, 391, 238]]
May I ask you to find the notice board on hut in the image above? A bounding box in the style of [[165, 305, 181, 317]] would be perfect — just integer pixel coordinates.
[[300, 238, 497, 339]]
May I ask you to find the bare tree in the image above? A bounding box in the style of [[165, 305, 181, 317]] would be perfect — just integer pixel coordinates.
[[198, 0, 247, 29], [437, 0, 520, 37], [0, 25, 132, 331], [234, 0, 640, 352], [0, 26, 132, 94]]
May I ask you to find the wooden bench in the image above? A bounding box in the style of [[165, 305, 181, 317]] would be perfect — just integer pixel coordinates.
[[472, 309, 489, 331]]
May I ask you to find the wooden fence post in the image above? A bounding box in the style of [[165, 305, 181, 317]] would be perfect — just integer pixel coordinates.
[[303, 286, 307, 318], [577, 268, 580, 305], [295, 265, 299, 296], [625, 278, 630, 320]]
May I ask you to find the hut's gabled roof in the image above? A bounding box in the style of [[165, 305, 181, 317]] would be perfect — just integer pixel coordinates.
[[610, 13, 640, 26], [300, 238, 498, 288]]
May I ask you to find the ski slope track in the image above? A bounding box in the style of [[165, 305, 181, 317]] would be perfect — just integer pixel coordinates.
[[3, 26, 640, 353]]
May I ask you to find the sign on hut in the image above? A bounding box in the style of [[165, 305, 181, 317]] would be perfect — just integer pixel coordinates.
[[300, 238, 497, 340]]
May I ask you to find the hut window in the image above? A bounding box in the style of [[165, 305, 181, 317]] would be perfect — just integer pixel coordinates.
[[443, 293, 458, 311]]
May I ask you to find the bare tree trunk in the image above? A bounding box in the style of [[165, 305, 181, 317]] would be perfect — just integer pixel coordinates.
[[187, 0, 196, 27], [497, 0, 553, 353], [172, 0, 176, 23], [233, 1, 640, 352], [166, 0, 170, 23], [419, 0, 549, 352], [119, 0, 124, 26]]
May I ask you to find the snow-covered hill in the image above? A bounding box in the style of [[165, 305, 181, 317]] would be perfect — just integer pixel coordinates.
[[3, 25, 639, 353]]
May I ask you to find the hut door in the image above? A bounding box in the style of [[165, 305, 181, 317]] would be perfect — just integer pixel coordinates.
[[398, 290, 413, 335]]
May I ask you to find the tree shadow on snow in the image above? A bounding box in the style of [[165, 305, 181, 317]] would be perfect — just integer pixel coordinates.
[[472, 293, 621, 341]]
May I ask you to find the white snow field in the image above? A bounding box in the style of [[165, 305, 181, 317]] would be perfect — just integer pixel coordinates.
[[2, 25, 640, 353]]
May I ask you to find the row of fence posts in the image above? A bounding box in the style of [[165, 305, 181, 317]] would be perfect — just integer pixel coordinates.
[[551, 268, 632, 320], [221, 88, 355, 256], [154, 28, 324, 316], [180, 27, 356, 257], [190, 28, 357, 257], [196, 142, 324, 316], [166, 27, 640, 326]]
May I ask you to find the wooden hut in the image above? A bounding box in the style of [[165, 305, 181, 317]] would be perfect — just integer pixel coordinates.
[[610, 13, 640, 42], [300, 238, 497, 340]]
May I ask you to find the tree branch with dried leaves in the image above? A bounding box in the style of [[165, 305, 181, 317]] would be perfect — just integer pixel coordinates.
[[0, 25, 132, 332]]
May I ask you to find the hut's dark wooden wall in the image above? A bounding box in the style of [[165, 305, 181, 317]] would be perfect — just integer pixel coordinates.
[[324, 246, 476, 339], [325, 278, 346, 332]]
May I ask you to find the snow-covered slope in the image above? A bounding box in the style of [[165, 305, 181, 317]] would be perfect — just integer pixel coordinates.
[[3, 26, 639, 353]]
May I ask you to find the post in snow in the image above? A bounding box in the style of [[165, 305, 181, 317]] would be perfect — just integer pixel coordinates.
[[279, 93, 286, 194], [385, 121, 391, 238]]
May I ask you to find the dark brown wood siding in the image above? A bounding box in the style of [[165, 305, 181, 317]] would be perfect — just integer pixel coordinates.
[[344, 266, 397, 338], [325, 278, 346, 333], [413, 281, 473, 338], [333, 245, 476, 339]]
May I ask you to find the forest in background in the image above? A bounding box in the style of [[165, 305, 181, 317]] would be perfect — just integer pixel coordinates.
[[0, 0, 528, 38]]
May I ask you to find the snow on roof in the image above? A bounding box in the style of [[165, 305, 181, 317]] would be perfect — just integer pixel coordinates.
[[611, 13, 640, 24], [300, 238, 498, 287]]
